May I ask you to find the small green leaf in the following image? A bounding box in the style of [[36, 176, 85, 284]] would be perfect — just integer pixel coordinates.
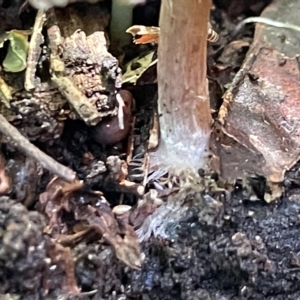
[[2, 30, 29, 73]]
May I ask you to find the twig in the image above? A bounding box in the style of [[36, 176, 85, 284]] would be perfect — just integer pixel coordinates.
[[0, 114, 76, 182], [25, 9, 46, 91]]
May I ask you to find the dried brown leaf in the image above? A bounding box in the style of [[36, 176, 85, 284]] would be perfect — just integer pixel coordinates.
[[39, 177, 83, 232]]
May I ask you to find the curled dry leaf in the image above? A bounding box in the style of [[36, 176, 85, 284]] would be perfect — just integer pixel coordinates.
[[80, 204, 142, 270], [55, 227, 91, 247], [126, 25, 160, 44], [39, 177, 83, 232], [40, 177, 142, 270]]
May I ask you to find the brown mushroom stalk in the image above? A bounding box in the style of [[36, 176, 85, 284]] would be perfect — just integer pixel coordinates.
[[150, 0, 212, 179]]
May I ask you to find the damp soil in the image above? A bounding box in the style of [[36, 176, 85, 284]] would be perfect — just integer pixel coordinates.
[[2, 0, 300, 300], [4, 186, 300, 300]]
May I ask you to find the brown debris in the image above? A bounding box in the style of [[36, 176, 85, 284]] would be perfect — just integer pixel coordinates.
[[85, 204, 142, 270], [52, 75, 102, 126], [45, 3, 121, 124], [0, 114, 76, 182], [106, 156, 145, 196], [46, 241, 81, 295], [40, 177, 142, 270], [47, 22, 122, 125], [216, 0, 300, 195], [40, 177, 83, 232], [61, 29, 121, 111], [11, 82, 68, 143], [7, 154, 42, 207], [47, 22, 103, 126]]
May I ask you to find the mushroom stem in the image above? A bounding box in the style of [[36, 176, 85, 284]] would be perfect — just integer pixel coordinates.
[[150, 0, 212, 176]]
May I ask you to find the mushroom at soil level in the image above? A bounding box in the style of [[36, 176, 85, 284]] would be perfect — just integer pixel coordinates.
[[150, 0, 212, 178]]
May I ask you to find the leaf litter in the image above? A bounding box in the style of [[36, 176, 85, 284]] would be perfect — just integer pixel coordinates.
[[2, 0, 300, 299]]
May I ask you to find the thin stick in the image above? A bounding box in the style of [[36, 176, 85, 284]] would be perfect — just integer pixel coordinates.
[[0, 114, 76, 182], [25, 9, 46, 91]]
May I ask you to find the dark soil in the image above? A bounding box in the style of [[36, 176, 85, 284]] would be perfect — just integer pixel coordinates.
[[3, 188, 300, 300], [2, 0, 300, 300]]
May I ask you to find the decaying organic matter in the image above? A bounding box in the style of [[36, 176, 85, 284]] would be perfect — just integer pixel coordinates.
[[215, 0, 300, 200], [39, 176, 143, 270], [47, 9, 121, 126], [3, 0, 300, 299], [0, 197, 81, 296]]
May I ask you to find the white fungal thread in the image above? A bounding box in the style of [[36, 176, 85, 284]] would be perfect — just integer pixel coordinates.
[[116, 93, 125, 130]]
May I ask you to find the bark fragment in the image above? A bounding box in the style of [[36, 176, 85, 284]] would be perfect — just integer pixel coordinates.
[[216, 0, 300, 199]]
